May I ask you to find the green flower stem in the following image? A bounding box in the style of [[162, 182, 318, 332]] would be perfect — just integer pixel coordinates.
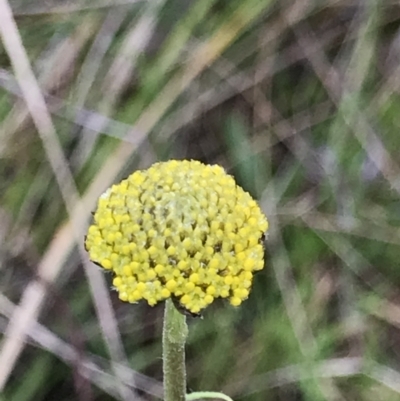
[[163, 299, 188, 401]]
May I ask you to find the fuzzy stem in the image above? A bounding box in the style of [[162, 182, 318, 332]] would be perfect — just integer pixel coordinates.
[[163, 299, 188, 401]]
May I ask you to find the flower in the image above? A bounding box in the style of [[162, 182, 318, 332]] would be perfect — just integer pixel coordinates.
[[85, 160, 268, 314]]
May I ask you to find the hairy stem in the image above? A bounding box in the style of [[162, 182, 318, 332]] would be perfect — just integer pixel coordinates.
[[163, 299, 188, 401]]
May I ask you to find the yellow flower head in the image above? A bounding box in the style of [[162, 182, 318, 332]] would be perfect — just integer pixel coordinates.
[[85, 160, 268, 314]]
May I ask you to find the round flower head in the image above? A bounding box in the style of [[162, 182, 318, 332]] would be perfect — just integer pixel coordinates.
[[85, 160, 268, 314]]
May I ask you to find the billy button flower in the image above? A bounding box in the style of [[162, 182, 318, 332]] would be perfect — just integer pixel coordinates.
[[85, 160, 268, 315]]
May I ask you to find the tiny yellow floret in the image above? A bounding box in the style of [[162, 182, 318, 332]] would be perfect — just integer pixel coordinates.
[[230, 297, 242, 306], [166, 279, 177, 291], [206, 285, 216, 296], [119, 292, 129, 302], [155, 264, 164, 274], [146, 270, 156, 280], [208, 258, 219, 270], [244, 259, 255, 270], [204, 294, 214, 304], [102, 259, 112, 269], [185, 282, 195, 292], [189, 273, 200, 284], [123, 265, 132, 276], [181, 294, 190, 305], [113, 277, 123, 287]]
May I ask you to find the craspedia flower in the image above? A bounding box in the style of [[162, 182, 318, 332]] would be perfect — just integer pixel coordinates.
[[85, 160, 268, 314]]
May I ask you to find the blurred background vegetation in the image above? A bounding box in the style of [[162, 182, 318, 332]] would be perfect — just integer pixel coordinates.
[[1, 0, 400, 400]]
